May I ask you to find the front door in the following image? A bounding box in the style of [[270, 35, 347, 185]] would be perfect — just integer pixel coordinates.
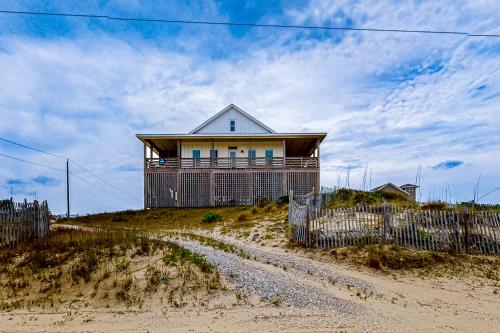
[[265, 149, 273, 166], [210, 149, 218, 167], [228, 147, 237, 167], [192, 150, 201, 167]]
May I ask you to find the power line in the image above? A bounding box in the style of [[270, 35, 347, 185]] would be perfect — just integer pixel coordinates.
[[0, 9, 499, 38], [0, 151, 134, 205], [0, 151, 66, 172], [477, 186, 500, 202], [0, 136, 140, 201], [70, 160, 141, 201], [69, 171, 135, 205], [0, 137, 66, 160]]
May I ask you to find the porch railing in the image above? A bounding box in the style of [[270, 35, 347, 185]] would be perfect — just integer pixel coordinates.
[[145, 157, 318, 169]]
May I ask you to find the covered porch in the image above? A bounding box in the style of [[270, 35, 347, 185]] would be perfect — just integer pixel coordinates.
[[137, 133, 326, 170]]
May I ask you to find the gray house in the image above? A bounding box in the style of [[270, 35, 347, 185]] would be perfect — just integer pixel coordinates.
[[371, 183, 419, 201], [137, 104, 326, 208]]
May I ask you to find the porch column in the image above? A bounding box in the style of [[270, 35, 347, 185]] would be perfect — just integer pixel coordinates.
[[317, 139, 320, 167], [143, 143, 147, 209], [317, 139, 320, 195], [177, 140, 181, 168], [282, 138, 287, 196], [282, 138, 286, 167]]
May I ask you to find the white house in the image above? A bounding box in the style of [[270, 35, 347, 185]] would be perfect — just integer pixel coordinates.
[[136, 104, 326, 207]]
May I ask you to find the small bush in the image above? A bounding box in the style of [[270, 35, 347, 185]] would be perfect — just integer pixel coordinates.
[[134, 237, 151, 256], [251, 207, 258, 215], [201, 211, 222, 223], [111, 216, 128, 223], [237, 213, 249, 222], [115, 257, 129, 271], [278, 195, 289, 204], [71, 251, 99, 282], [144, 265, 161, 292], [255, 196, 271, 207], [421, 201, 447, 210]]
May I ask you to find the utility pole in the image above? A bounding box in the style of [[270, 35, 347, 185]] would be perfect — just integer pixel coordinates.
[[66, 159, 70, 218]]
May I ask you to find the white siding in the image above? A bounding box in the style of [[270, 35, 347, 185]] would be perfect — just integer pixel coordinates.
[[181, 141, 283, 158], [194, 108, 271, 134]]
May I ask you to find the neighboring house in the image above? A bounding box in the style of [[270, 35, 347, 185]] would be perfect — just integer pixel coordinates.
[[371, 183, 419, 201], [137, 104, 326, 208]]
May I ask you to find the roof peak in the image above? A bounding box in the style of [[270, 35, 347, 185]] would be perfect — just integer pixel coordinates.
[[189, 104, 276, 134]]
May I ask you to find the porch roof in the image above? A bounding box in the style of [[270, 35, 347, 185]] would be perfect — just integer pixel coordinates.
[[136, 133, 327, 157]]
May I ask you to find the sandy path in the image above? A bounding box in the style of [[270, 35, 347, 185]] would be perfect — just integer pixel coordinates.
[[172, 230, 500, 332], [2, 226, 499, 332]]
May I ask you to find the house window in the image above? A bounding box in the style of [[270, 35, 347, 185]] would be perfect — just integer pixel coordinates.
[[230, 120, 236, 132]]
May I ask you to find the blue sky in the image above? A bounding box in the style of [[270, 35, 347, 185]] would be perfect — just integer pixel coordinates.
[[0, 0, 499, 214]]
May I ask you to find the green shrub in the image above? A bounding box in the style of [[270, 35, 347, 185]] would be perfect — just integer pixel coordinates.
[[201, 211, 222, 223], [115, 257, 129, 271], [278, 195, 289, 204]]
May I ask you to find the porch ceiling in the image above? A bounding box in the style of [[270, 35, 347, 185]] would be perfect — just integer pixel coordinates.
[[137, 133, 326, 157]]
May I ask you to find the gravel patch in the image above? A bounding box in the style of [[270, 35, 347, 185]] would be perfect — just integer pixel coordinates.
[[205, 232, 375, 292], [166, 237, 364, 315]]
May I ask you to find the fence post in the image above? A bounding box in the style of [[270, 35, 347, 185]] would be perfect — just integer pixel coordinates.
[[383, 200, 389, 242], [306, 196, 311, 247], [463, 207, 471, 254]]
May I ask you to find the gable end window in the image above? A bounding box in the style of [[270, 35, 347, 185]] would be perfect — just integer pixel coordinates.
[[230, 120, 236, 132]]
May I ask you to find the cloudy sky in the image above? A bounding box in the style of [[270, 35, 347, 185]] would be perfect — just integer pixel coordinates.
[[0, 0, 499, 214]]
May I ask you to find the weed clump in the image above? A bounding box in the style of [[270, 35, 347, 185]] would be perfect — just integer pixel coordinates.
[[163, 243, 214, 273], [201, 211, 222, 223]]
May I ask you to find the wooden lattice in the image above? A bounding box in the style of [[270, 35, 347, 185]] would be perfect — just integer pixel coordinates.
[[213, 171, 252, 206], [145, 171, 177, 208], [177, 171, 211, 207], [287, 171, 319, 196], [252, 171, 284, 204], [145, 169, 319, 208]]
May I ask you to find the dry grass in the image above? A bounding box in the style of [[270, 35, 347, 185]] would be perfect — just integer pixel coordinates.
[[327, 244, 500, 282], [63, 204, 287, 234], [0, 228, 222, 310]]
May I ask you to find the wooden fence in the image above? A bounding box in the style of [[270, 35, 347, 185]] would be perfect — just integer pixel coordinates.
[[288, 195, 500, 255], [0, 200, 49, 247]]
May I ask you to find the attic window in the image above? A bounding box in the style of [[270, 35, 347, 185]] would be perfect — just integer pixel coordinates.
[[230, 120, 235, 132]]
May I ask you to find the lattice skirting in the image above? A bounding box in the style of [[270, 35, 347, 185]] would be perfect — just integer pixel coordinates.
[[145, 169, 319, 208]]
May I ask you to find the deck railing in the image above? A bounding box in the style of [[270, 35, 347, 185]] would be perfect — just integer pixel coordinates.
[[145, 157, 318, 169]]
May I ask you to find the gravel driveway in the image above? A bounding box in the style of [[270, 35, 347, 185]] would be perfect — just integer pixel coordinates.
[[166, 236, 366, 315]]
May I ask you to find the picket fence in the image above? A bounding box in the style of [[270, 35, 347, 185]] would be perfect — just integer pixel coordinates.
[[0, 200, 49, 247], [288, 195, 500, 255]]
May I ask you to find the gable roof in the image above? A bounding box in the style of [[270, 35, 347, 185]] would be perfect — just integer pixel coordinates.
[[371, 183, 410, 196], [400, 184, 419, 188], [189, 104, 276, 134]]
